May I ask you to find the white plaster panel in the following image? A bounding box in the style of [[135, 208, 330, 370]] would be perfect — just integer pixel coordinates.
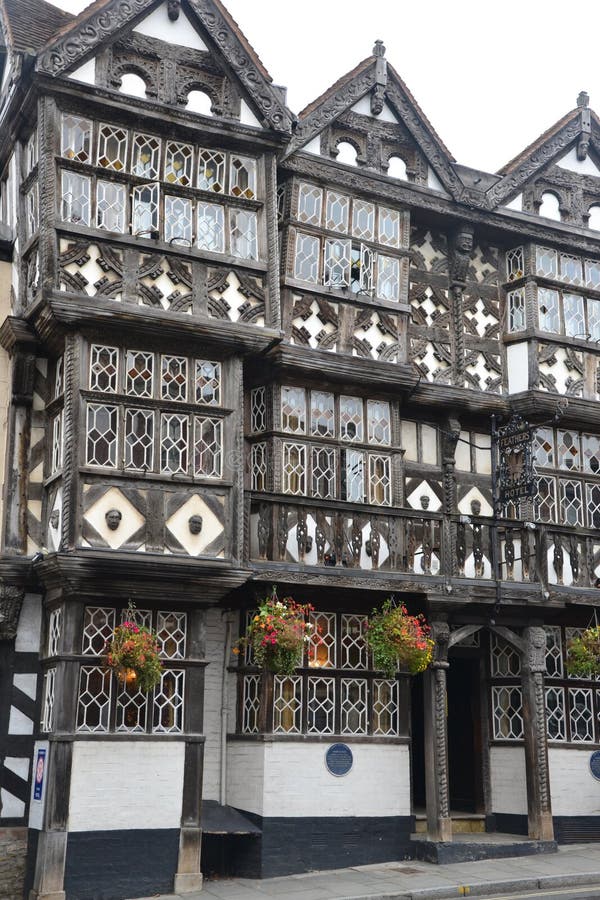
[[556, 147, 600, 177], [4, 757, 30, 780], [68, 741, 185, 831], [240, 101, 262, 128], [350, 96, 398, 123], [68, 59, 96, 85], [506, 343, 529, 394], [549, 748, 600, 815], [83, 486, 145, 550], [134, 3, 208, 50], [226, 742, 265, 816], [504, 194, 523, 212], [13, 673, 37, 701], [201, 609, 236, 802], [302, 136, 321, 156], [15, 595, 42, 653], [490, 746, 527, 814], [427, 168, 448, 194], [8, 706, 33, 735], [0, 788, 25, 818]]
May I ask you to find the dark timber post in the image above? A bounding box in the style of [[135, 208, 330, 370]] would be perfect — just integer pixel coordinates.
[[424, 616, 452, 841], [521, 625, 554, 841]]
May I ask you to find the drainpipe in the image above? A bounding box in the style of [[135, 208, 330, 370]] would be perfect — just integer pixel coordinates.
[[220, 611, 235, 806]]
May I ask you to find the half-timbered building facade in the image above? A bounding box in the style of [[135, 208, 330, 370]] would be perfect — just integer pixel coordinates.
[[1, 1, 600, 898]]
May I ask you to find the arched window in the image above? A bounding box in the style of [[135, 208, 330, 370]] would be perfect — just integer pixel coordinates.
[[387, 155, 407, 180], [336, 141, 358, 166], [186, 90, 213, 115], [118, 72, 147, 99], [539, 192, 561, 221], [588, 204, 600, 231]]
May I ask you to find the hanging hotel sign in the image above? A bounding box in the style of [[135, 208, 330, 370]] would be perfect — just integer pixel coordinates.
[[497, 415, 534, 504]]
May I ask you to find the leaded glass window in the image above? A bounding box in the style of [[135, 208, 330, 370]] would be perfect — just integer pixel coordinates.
[[297, 183, 322, 225], [325, 191, 349, 232], [97, 124, 128, 171], [61, 114, 92, 163], [61, 171, 91, 225], [538, 287, 560, 332], [197, 202, 225, 253], [310, 391, 335, 437], [294, 232, 320, 282], [165, 196, 193, 244], [507, 289, 526, 332], [230, 209, 257, 259], [165, 142, 193, 186], [96, 181, 126, 233], [125, 409, 154, 470], [198, 149, 225, 192], [132, 133, 160, 179], [378, 207, 400, 248], [86, 404, 118, 467], [230, 156, 257, 199], [194, 417, 222, 477]]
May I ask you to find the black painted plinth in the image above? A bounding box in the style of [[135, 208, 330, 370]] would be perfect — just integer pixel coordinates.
[[411, 837, 558, 865], [495, 813, 600, 844], [64, 829, 179, 900]]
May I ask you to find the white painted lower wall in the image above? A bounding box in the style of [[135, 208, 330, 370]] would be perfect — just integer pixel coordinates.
[[201, 609, 237, 802], [490, 746, 527, 814], [68, 741, 185, 831], [227, 740, 410, 818], [549, 748, 600, 816]]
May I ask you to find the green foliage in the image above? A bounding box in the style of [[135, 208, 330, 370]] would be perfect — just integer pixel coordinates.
[[237, 593, 316, 676], [105, 604, 163, 693], [566, 626, 600, 679], [366, 599, 434, 678]]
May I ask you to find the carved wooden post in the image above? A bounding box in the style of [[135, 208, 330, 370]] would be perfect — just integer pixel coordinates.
[[441, 417, 460, 577], [423, 618, 452, 841], [521, 625, 554, 841]]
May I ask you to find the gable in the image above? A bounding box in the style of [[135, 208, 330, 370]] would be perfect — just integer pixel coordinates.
[[133, 2, 208, 51], [555, 146, 600, 178]]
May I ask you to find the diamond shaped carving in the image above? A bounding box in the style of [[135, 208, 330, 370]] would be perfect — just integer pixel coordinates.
[[165, 493, 224, 557], [83, 486, 145, 549]]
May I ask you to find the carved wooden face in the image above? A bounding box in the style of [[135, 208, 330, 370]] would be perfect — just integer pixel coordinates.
[[167, 0, 181, 21], [188, 514, 203, 535], [456, 231, 473, 253], [105, 509, 122, 531]]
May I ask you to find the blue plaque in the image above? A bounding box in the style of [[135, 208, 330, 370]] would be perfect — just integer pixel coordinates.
[[590, 750, 600, 781], [325, 743, 353, 777]]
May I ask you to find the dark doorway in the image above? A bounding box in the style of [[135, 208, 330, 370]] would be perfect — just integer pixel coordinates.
[[410, 674, 426, 810], [446, 656, 483, 813]]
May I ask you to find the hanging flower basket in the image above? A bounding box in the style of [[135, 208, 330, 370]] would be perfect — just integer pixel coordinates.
[[236, 592, 316, 676], [104, 607, 163, 693], [365, 599, 434, 678], [566, 626, 600, 678]]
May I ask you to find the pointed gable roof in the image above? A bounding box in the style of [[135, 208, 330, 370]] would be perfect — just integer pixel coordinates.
[[285, 46, 466, 200], [487, 96, 600, 208], [0, 0, 73, 53], [35, 0, 292, 132]]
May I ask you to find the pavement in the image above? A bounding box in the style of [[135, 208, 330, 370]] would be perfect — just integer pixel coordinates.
[[140, 842, 600, 900]]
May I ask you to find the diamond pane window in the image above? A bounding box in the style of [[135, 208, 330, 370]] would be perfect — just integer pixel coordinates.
[[325, 191, 349, 232], [126, 350, 154, 398], [585, 259, 600, 290], [307, 677, 335, 734], [564, 293, 585, 337], [96, 180, 126, 233], [490, 633, 521, 677], [51, 412, 63, 473], [506, 247, 524, 281], [310, 391, 335, 437], [61, 114, 92, 163], [544, 626, 563, 678], [534, 427, 554, 467], [230, 209, 258, 259], [378, 207, 400, 248], [47, 608, 62, 657], [352, 200, 375, 241], [124, 409, 154, 470], [160, 413, 189, 474], [350, 243, 373, 294], [323, 238, 351, 287], [373, 680, 398, 735], [560, 253, 583, 285], [342, 449, 365, 502], [536, 246, 558, 279], [82, 606, 115, 654], [61, 171, 91, 225], [86, 404, 118, 467], [195, 361, 221, 405], [250, 386, 267, 433], [545, 687, 566, 741], [282, 442, 306, 495], [242, 675, 260, 733], [341, 678, 368, 734], [153, 669, 184, 733], [273, 676, 302, 733], [25, 183, 38, 239], [165, 142, 193, 186], [165, 195, 193, 245], [90, 345, 118, 392], [559, 479, 583, 526], [557, 430, 581, 470], [589, 299, 600, 342], [25, 129, 38, 175], [197, 202, 225, 253], [97, 124, 128, 171], [281, 386, 306, 433], [132, 183, 159, 235], [157, 611, 186, 659], [312, 446, 336, 499], [586, 483, 600, 529], [377, 254, 400, 301], [507, 289, 526, 332], [538, 287, 560, 332], [132, 133, 160, 179], [194, 416, 222, 478], [368, 454, 391, 506], [116, 680, 148, 732], [308, 612, 336, 668], [492, 686, 524, 740], [294, 232, 320, 282], [341, 615, 368, 669], [161, 355, 187, 401], [367, 400, 391, 445], [198, 149, 225, 192], [297, 183, 322, 225], [251, 442, 268, 491], [41, 668, 56, 733], [77, 666, 112, 732], [230, 155, 257, 199], [340, 396, 363, 441], [569, 688, 594, 742], [535, 475, 556, 522], [54, 357, 64, 399]]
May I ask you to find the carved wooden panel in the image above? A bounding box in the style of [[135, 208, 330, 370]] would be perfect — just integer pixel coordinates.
[[207, 269, 266, 325], [137, 254, 192, 313], [410, 338, 452, 383], [59, 240, 123, 300], [351, 309, 400, 362], [289, 295, 338, 352], [537, 344, 584, 396]]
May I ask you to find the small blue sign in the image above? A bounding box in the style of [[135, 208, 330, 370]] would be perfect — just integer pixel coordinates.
[[590, 750, 600, 781], [33, 748, 46, 801], [325, 743, 353, 777]]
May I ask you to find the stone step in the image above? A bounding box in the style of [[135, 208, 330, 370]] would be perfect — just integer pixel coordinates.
[[414, 814, 485, 835], [409, 834, 558, 865]]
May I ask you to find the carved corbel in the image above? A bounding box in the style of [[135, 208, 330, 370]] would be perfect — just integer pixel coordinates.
[[449, 223, 474, 286], [0, 316, 39, 406], [0, 583, 25, 640], [577, 91, 591, 161]]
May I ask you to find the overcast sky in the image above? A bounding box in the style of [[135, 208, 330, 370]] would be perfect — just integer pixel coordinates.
[[47, 0, 600, 175]]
